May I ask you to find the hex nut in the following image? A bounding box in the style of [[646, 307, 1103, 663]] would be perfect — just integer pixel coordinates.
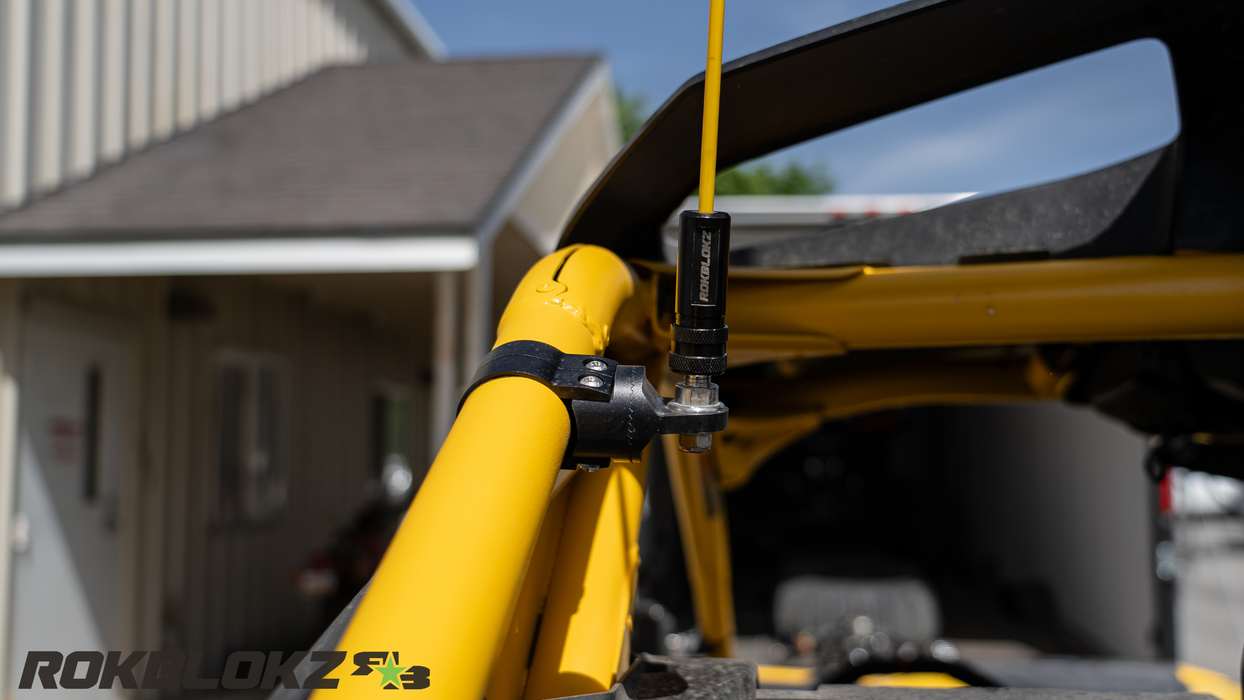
[[678, 432, 713, 453]]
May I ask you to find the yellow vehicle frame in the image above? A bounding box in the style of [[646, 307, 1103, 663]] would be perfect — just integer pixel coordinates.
[[315, 243, 1244, 699], [316, 1, 1244, 696]]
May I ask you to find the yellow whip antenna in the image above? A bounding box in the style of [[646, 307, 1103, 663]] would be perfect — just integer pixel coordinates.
[[667, 0, 730, 456], [698, 0, 726, 213]]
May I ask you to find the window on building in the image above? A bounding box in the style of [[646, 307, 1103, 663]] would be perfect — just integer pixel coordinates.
[[215, 351, 288, 522], [371, 385, 414, 506]]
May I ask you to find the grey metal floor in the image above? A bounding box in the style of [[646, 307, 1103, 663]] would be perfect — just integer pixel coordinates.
[[1175, 514, 1244, 680]]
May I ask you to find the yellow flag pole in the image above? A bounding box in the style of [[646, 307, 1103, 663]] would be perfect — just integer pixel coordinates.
[[697, 0, 726, 214]]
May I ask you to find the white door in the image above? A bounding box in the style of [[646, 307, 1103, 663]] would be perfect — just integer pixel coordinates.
[[9, 314, 130, 698]]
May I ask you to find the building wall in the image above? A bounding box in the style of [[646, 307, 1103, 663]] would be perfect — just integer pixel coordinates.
[[8, 274, 425, 671], [0, 0, 417, 211], [159, 275, 425, 667], [948, 403, 1157, 657]]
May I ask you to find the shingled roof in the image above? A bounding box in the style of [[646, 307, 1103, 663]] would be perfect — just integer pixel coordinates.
[[0, 56, 600, 243]]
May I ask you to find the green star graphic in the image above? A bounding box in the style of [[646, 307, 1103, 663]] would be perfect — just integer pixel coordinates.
[[376, 655, 407, 689]]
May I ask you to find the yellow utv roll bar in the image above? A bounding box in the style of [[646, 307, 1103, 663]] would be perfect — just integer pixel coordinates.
[[318, 245, 635, 700], [321, 3, 736, 698]]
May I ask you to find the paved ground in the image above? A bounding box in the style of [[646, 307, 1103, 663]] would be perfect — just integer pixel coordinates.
[[1176, 515, 1244, 680]]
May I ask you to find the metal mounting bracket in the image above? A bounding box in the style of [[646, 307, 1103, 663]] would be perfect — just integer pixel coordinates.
[[460, 341, 729, 470]]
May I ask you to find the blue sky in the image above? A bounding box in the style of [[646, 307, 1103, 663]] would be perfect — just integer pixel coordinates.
[[413, 0, 1180, 195]]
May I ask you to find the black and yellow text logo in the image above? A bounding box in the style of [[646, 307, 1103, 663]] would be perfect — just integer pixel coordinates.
[[19, 650, 430, 691]]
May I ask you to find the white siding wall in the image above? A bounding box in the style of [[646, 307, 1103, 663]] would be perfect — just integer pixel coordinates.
[[0, 0, 407, 211]]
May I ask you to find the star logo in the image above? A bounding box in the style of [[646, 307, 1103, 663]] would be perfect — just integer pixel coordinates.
[[376, 654, 407, 689]]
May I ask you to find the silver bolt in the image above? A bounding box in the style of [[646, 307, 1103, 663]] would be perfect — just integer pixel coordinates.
[[577, 462, 601, 472], [584, 359, 608, 372], [579, 375, 604, 388]]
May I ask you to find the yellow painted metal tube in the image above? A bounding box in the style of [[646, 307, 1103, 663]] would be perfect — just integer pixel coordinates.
[[322, 379, 567, 700], [1175, 662, 1242, 700], [524, 456, 649, 698], [662, 435, 737, 658], [485, 483, 573, 700], [497, 245, 636, 352], [318, 245, 634, 700], [698, 0, 726, 213], [637, 254, 1244, 359], [729, 254, 1244, 349]]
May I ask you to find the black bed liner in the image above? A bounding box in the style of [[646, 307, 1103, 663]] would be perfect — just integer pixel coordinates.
[[730, 146, 1178, 268], [558, 655, 1213, 700]]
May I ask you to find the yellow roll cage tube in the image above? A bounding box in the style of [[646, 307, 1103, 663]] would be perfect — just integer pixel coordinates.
[[320, 242, 1244, 699], [319, 0, 1244, 693], [318, 245, 638, 700]]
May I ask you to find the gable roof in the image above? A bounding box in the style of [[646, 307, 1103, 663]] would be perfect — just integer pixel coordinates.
[[0, 57, 600, 244]]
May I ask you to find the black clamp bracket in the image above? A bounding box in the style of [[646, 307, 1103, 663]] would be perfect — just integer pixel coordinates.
[[459, 340, 729, 470]]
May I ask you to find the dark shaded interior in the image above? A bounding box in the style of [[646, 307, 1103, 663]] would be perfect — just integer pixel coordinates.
[[722, 408, 1103, 654]]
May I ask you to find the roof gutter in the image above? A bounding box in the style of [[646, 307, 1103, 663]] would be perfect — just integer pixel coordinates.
[[0, 236, 477, 277]]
